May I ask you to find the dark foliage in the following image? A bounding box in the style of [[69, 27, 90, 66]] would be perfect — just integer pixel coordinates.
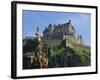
[[23, 38, 91, 69]]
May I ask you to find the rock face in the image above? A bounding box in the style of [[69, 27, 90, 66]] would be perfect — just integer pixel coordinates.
[[23, 27, 48, 69]]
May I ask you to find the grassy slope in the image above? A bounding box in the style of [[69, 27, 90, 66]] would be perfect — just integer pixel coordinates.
[[23, 38, 91, 68], [48, 45, 91, 68]]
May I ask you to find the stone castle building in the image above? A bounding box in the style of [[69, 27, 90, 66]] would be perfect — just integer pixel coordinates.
[[43, 20, 83, 47]]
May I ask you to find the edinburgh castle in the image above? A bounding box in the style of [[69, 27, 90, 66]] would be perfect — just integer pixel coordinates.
[[23, 19, 90, 69], [43, 19, 83, 47]]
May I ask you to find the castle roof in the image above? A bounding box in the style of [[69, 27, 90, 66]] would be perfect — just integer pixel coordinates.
[[43, 19, 75, 32]]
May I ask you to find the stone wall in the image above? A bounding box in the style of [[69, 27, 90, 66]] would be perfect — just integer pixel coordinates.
[[43, 20, 83, 47]]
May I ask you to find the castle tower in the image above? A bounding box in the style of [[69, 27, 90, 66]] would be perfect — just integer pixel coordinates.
[[68, 19, 73, 32], [67, 19, 75, 35]]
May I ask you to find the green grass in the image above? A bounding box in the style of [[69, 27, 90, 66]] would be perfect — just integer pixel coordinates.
[[72, 47, 90, 63], [49, 45, 91, 67], [50, 46, 65, 57]]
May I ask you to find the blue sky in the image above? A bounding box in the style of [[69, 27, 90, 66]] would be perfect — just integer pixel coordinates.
[[22, 10, 91, 46]]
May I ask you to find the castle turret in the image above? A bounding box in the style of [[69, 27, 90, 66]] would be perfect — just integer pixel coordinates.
[[48, 24, 53, 31], [67, 19, 75, 34]]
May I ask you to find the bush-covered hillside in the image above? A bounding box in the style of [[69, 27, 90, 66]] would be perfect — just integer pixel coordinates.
[[23, 38, 91, 69], [48, 46, 90, 68]]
